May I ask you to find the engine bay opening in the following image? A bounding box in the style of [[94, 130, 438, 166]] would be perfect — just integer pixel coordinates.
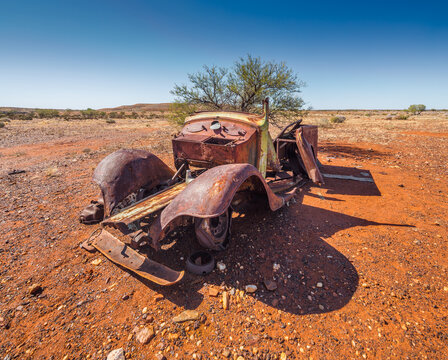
[[203, 137, 233, 145]]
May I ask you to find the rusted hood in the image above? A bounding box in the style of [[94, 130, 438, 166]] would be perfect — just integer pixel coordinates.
[[93, 149, 174, 215]]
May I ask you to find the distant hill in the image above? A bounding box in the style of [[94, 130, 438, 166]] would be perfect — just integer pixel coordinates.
[[0, 103, 171, 113], [99, 103, 171, 112]]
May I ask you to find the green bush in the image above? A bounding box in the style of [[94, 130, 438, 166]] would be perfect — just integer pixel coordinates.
[[397, 114, 409, 120], [106, 119, 116, 124], [168, 102, 198, 125], [329, 116, 346, 123], [81, 108, 99, 119], [0, 121, 5, 128], [37, 109, 60, 118], [407, 104, 426, 115]]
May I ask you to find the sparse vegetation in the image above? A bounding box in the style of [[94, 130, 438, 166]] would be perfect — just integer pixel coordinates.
[[397, 114, 409, 120], [81, 108, 98, 119], [314, 118, 333, 128], [45, 166, 60, 177], [169, 102, 198, 125], [37, 109, 60, 118], [407, 104, 426, 115], [106, 119, 116, 124], [329, 116, 346, 123], [0, 121, 5, 128]]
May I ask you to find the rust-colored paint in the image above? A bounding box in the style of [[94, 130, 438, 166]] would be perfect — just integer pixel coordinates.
[[295, 127, 324, 185], [93, 149, 174, 215], [172, 118, 258, 169], [92, 229, 184, 285], [147, 163, 295, 249], [82, 100, 325, 286], [102, 182, 187, 227]]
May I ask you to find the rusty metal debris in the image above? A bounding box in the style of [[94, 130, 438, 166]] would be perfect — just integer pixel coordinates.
[[80, 98, 324, 285]]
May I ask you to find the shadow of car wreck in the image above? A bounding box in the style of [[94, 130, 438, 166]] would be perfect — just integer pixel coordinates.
[[122, 181, 413, 316]]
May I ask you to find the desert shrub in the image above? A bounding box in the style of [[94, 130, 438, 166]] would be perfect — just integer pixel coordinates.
[[81, 108, 99, 119], [407, 104, 426, 115], [397, 114, 409, 120], [169, 102, 198, 125], [109, 112, 118, 118], [21, 112, 34, 120], [0, 117, 11, 122], [106, 119, 116, 124], [329, 116, 346, 123], [0, 121, 5, 128], [45, 166, 59, 177], [131, 111, 138, 118], [315, 118, 333, 128], [37, 109, 60, 118]]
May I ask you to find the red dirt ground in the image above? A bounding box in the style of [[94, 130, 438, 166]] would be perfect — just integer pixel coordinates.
[[0, 111, 447, 359]]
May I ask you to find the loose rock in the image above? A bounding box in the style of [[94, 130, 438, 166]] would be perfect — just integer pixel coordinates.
[[208, 286, 219, 297], [135, 326, 155, 344], [223, 291, 229, 310], [245, 285, 257, 293], [29, 284, 43, 296], [172, 310, 200, 323], [107, 348, 125, 360], [264, 280, 277, 291], [91, 258, 102, 266]]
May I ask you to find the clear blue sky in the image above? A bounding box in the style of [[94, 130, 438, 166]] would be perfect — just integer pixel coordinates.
[[1, 0, 447, 109]]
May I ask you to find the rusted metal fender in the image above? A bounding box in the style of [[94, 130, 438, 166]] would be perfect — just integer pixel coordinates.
[[93, 149, 174, 216], [148, 163, 295, 248]]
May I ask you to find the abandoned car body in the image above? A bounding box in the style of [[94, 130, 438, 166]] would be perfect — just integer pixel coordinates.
[[80, 99, 323, 285]]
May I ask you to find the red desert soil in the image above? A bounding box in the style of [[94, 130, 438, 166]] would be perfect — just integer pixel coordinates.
[[0, 111, 447, 359]]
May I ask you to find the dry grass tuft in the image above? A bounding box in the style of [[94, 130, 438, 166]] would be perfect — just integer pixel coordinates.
[[45, 167, 60, 177]]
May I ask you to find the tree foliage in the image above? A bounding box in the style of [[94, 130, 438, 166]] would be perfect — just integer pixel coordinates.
[[407, 104, 426, 115], [171, 55, 306, 121]]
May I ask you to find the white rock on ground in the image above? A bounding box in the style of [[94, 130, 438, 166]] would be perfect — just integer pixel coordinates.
[[107, 348, 125, 360]]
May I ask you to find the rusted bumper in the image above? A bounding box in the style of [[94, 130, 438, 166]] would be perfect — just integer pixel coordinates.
[[88, 229, 184, 286]]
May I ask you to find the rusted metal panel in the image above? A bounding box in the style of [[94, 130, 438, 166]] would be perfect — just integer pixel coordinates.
[[295, 128, 324, 185], [173, 119, 258, 168], [93, 149, 174, 215], [91, 229, 184, 285], [148, 163, 295, 248], [102, 182, 187, 227]]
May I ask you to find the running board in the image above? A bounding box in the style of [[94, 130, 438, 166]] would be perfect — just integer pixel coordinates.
[[91, 229, 184, 286], [102, 182, 187, 228]]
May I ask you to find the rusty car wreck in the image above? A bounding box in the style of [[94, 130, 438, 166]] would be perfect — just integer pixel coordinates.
[[80, 99, 323, 285]]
